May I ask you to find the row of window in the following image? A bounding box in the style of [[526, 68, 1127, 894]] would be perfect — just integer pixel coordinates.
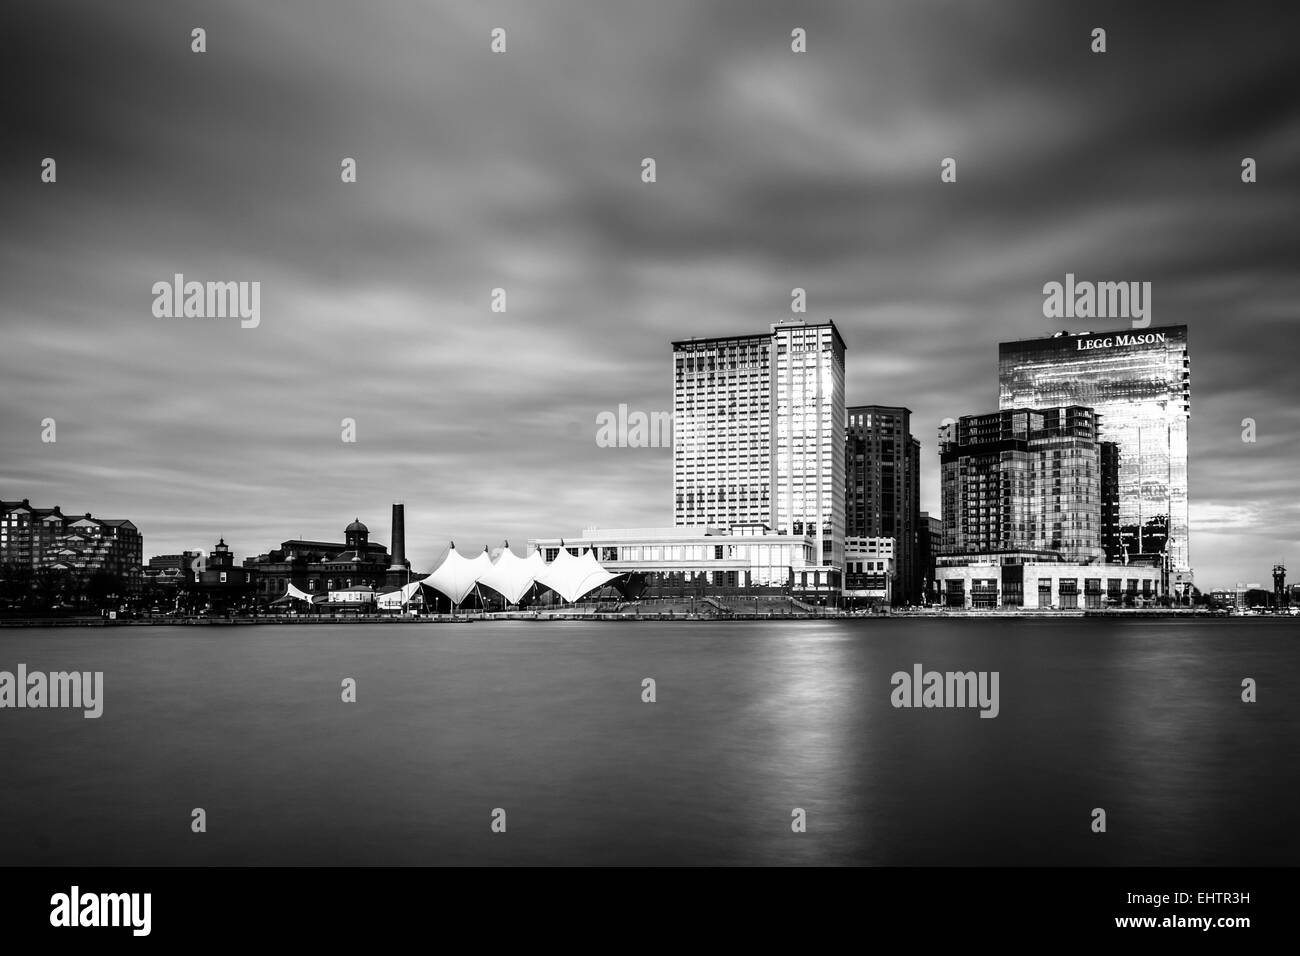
[[582, 544, 811, 565]]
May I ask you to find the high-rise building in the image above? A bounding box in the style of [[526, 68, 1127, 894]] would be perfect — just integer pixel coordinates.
[[845, 405, 920, 604], [998, 326, 1191, 591], [672, 320, 845, 596], [672, 332, 772, 529], [934, 407, 1164, 609], [771, 321, 846, 575], [939, 406, 1105, 564], [0, 498, 143, 594]]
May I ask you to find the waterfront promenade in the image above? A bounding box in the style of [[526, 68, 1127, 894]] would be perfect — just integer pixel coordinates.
[[0, 606, 1252, 626]]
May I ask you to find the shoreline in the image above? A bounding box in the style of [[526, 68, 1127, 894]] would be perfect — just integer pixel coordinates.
[[0, 609, 1278, 627]]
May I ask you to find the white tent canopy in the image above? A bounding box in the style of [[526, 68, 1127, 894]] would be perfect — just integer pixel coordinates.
[[477, 547, 547, 605], [535, 547, 620, 603], [396, 541, 622, 608], [420, 547, 493, 605], [273, 582, 319, 605]]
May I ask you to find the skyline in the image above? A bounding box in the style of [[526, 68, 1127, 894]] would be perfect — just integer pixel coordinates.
[[3, 0, 1298, 590], [0, 316, 1283, 591]]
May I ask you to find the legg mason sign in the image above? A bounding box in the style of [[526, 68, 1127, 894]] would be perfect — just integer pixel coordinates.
[[1075, 331, 1167, 350]]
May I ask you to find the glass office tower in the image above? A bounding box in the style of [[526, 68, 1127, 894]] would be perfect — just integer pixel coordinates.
[[998, 326, 1191, 589]]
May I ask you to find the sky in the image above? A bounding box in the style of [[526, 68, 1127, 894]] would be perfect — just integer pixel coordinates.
[[2, 0, 1297, 590]]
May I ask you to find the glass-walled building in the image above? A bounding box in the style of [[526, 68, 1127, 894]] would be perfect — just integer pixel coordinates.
[[998, 326, 1191, 592], [530, 525, 817, 596]]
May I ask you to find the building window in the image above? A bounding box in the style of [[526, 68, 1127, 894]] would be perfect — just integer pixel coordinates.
[[972, 578, 998, 609], [219, 572, 227, 583]]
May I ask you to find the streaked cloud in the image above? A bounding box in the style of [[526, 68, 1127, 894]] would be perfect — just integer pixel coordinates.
[[1, 0, 1297, 588]]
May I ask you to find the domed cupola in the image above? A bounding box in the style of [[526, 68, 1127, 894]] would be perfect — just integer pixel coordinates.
[[345, 518, 369, 552]]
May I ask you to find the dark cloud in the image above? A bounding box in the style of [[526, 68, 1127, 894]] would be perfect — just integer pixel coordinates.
[[2, 0, 1297, 588]]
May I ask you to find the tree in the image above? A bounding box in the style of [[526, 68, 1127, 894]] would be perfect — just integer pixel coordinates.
[[83, 570, 125, 611], [32, 567, 73, 611], [0, 562, 34, 609], [139, 581, 175, 613]]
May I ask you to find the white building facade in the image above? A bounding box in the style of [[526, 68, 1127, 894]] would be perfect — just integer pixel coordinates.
[[672, 320, 846, 599]]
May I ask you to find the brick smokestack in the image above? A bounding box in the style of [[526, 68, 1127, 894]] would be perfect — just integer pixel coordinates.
[[389, 502, 406, 570]]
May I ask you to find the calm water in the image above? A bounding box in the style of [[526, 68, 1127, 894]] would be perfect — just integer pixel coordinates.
[[0, 618, 1295, 866]]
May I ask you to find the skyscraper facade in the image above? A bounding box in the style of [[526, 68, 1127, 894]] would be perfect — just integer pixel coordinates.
[[845, 405, 920, 603], [672, 332, 772, 529], [771, 321, 846, 575], [672, 320, 845, 595], [999, 326, 1190, 591]]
